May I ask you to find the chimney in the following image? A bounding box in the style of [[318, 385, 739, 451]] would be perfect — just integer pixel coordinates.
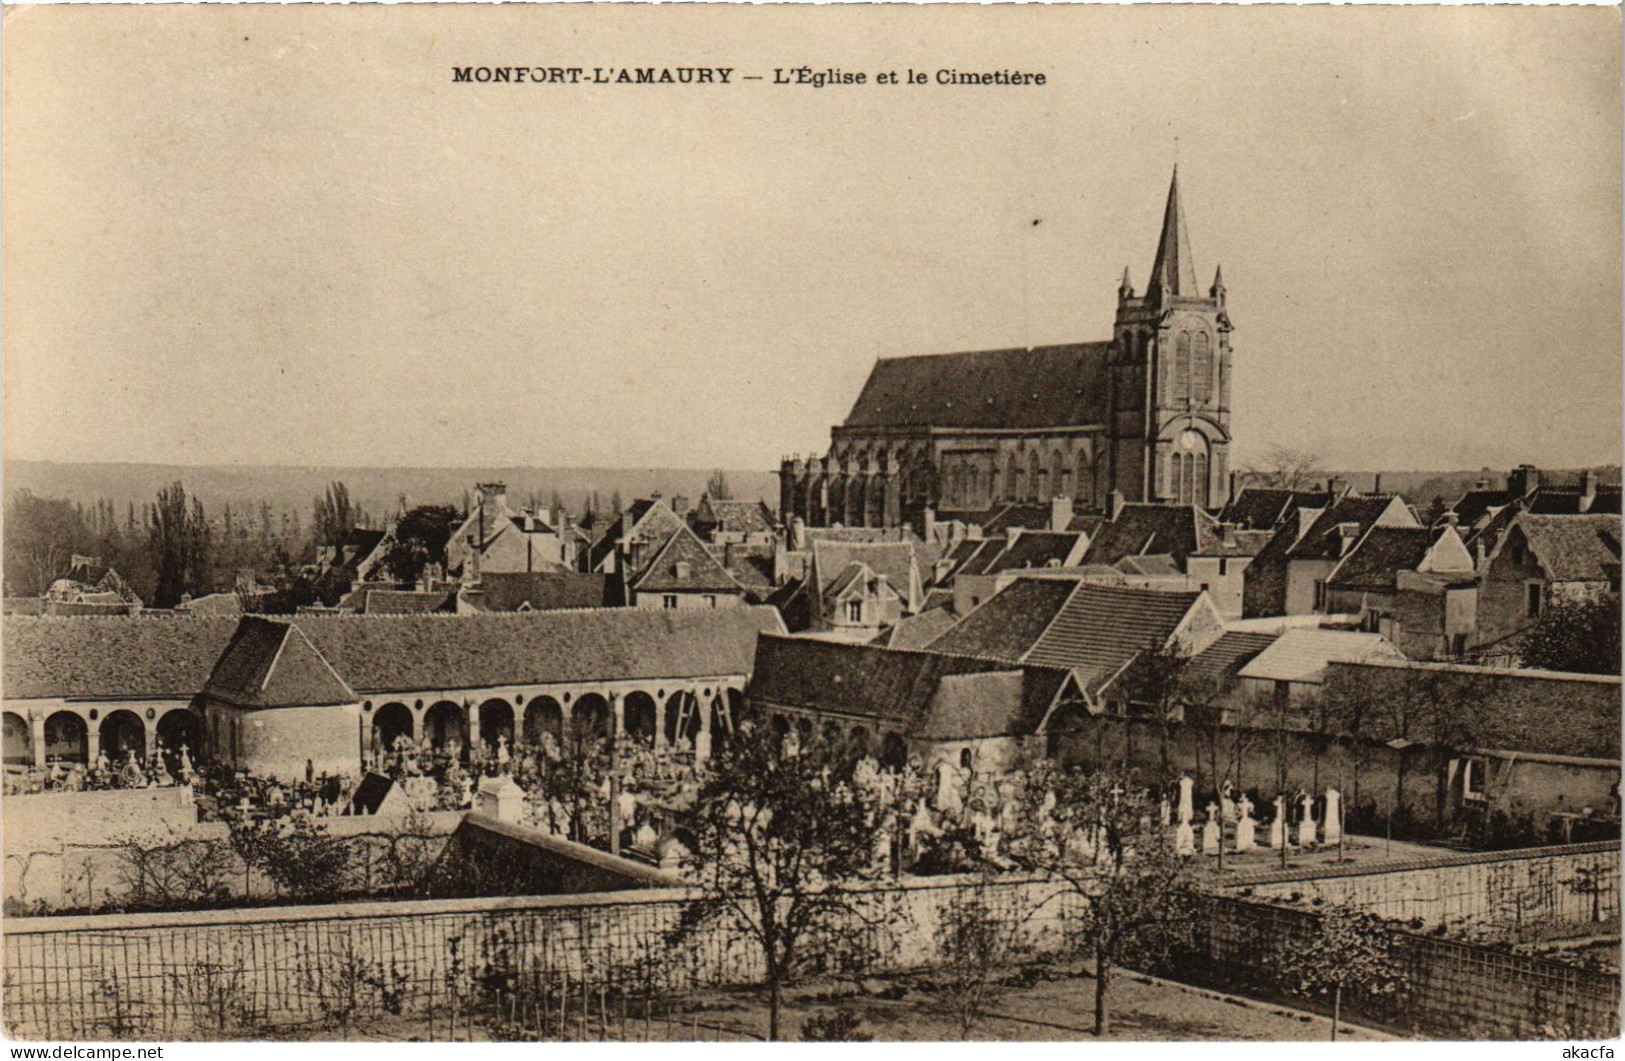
[[1444, 511, 1459, 527], [1050, 495, 1074, 532], [1475, 478, 1493, 491], [1337, 522, 1361, 556], [1228, 471, 1239, 503], [1217, 521, 1237, 545], [923, 506, 937, 544], [672, 495, 690, 517], [466, 534, 482, 586], [476, 481, 508, 513], [1327, 476, 1349, 500], [1581, 469, 1599, 513], [1373, 473, 1384, 495], [1507, 464, 1540, 499], [523, 513, 536, 533], [1108, 489, 1126, 521]]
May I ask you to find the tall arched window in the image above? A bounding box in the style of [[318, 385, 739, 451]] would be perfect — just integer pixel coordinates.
[[1174, 331, 1192, 401], [1028, 452, 1043, 502], [967, 466, 982, 506], [1192, 332, 1213, 403], [1194, 452, 1209, 509], [1075, 453, 1093, 506], [1049, 452, 1066, 500], [1007, 455, 1022, 502], [950, 463, 966, 506]]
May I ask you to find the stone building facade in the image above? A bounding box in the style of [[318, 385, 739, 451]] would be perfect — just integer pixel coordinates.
[[779, 168, 1235, 532]]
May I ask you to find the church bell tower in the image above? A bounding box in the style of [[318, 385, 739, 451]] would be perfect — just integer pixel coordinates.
[[1107, 168, 1233, 509]]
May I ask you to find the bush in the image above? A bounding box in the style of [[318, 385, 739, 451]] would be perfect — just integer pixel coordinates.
[[800, 1006, 873, 1042]]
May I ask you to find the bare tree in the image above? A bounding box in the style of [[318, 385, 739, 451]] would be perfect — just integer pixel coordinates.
[[1008, 767, 1201, 1037], [930, 873, 1033, 1039], [1243, 445, 1325, 491], [674, 720, 890, 1041], [706, 469, 733, 500]]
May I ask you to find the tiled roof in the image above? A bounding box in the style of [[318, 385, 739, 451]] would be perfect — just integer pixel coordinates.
[[841, 343, 1111, 431], [1450, 489, 1513, 530], [3, 616, 243, 700], [588, 499, 685, 573], [693, 498, 777, 537], [983, 531, 1087, 575], [953, 539, 1006, 577], [1220, 488, 1327, 531], [1326, 527, 1438, 591], [747, 634, 1065, 738], [927, 578, 1077, 661], [203, 617, 356, 708], [1115, 554, 1182, 577], [460, 572, 613, 612], [811, 540, 919, 602], [929, 578, 1204, 694], [507, 515, 558, 535], [822, 562, 873, 604], [629, 525, 746, 594], [340, 587, 460, 615], [1083, 504, 1218, 567], [1191, 529, 1275, 558], [1186, 631, 1279, 684], [294, 607, 785, 693], [1285, 496, 1412, 561], [723, 553, 776, 592], [1517, 514, 1622, 582], [177, 592, 247, 616], [877, 606, 961, 650], [1237, 628, 1405, 684]]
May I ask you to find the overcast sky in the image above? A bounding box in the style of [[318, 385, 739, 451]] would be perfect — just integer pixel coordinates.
[[5, 5, 1620, 473]]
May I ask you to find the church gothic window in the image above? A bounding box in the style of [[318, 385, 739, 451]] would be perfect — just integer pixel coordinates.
[[1050, 452, 1065, 500], [967, 466, 982, 506], [1007, 454, 1022, 501], [1193, 331, 1213, 403], [1174, 331, 1192, 401], [1028, 452, 1043, 502], [1075, 453, 1093, 506]]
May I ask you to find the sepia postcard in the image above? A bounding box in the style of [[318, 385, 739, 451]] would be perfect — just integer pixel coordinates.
[[1, 3, 1621, 1050]]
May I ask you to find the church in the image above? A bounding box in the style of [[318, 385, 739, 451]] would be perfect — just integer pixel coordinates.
[[779, 168, 1234, 531]]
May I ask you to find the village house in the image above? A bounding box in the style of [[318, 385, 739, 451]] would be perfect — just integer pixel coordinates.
[[1473, 512, 1622, 653], [745, 634, 1079, 775], [1242, 491, 1420, 618], [1321, 523, 1477, 657], [445, 482, 578, 579], [587, 496, 751, 609]]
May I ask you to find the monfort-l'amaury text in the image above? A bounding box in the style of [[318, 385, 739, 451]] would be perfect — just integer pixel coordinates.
[[451, 66, 1047, 87]]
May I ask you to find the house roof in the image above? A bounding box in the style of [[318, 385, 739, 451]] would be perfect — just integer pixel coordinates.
[[1083, 504, 1219, 568], [811, 540, 919, 601], [1220, 488, 1328, 531], [980, 503, 1058, 535], [1325, 527, 1440, 592], [983, 531, 1087, 575], [1450, 488, 1513, 530], [588, 498, 686, 572], [928, 578, 1205, 694], [339, 587, 460, 615], [822, 562, 876, 605], [1285, 496, 1413, 561], [693, 498, 777, 537], [841, 343, 1112, 432], [952, 539, 1006, 578], [629, 525, 747, 594], [1191, 528, 1275, 558], [1516, 514, 1622, 582], [288, 607, 785, 694], [1526, 485, 1623, 516], [876, 606, 962, 651], [1237, 628, 1405, 685], [1115, 554, 1183, 577], [1186, 631, 1280, 685], [203, 617, 357, 708], [4, 616, 243, 700], [459, 572, 613, 612], [747, 634, 1067, 739]]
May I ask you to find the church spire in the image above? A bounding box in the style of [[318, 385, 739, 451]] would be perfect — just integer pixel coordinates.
[[1147, 166, 1198, 298]]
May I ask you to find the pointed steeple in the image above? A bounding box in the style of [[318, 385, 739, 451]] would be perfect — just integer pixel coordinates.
[[1118, 266, 1134, 300], [1209, 264, 1225, 300], [1147, 167, 1198, 298]]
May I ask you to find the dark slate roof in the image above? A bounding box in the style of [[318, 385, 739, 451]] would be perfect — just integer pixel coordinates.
[[841, 343, 1112, 431], [3, 616, 242, 700], [292, 608, 785, 693], [629, 525, 746, 594], [953, 539, 1006, 578], [1284, 496, 1409, 561], [1324, 527, 1433, 591], [1220, 488, 1327, 531], [1517, 514, 1622, 581], [928, 577, 1077, 660], [747, 634, 1065, 738], [822, 562, 873, 604], [1527, 485, 1623, 516], [980, 504, 1058, 535], [1186, 631, 1279, 685], [588, 499, 685, 572], [350, 772, 399, 815], [203, 617, 357, 708], [1191, 528, 1274, 558], [1083, 504, 1218, 568], [928, 578, 1203, 693], [461, 572, 613, 612], [1451, 488, 1513, 530], [507, 515, 558, 535], [984, 532, 1086, 575]]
